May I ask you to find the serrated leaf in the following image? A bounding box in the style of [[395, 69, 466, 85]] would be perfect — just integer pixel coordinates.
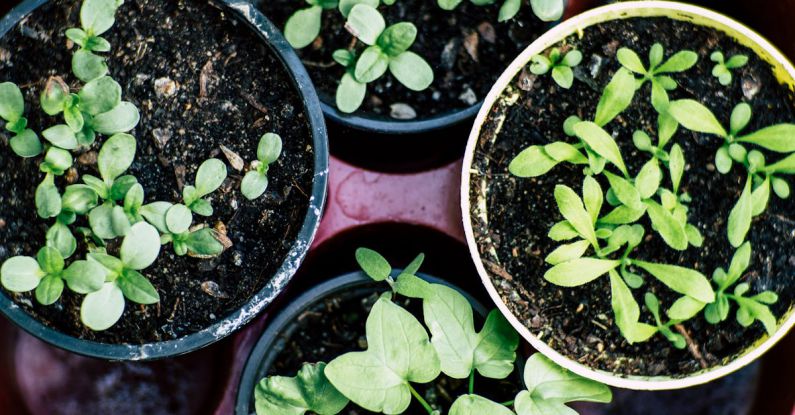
[[255, 362, 349, 415], [573, 122, 628, 176], [593, 68, 636, 127], [644, 200, 688, 250], [554, 185, 598, 247], [633, 261, 715, 303], [668, 99, 727, 137]]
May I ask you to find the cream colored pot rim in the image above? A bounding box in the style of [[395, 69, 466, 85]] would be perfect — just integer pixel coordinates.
[[460, 0, 795, 390]]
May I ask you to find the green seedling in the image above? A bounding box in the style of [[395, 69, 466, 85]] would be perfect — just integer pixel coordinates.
[[644, 293, 686, 349], [255, 249, 610, 415], [438, 0, 564, 22], [705, 242, 778, 335], [182, 158, 227, 216], [529, 47, 582, 89], [617, 43, 697, 111], [241, 132, 282, 200], [284, 0, 393, 49], [710, 51, 748, 85], [0, 82, 42, 158], [333, 5, 433, 113], [0, 246, 105, 306], [66, 0, 124, 82], [140, 201, 224, 257]]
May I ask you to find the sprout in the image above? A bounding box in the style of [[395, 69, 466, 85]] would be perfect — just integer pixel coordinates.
[[529, 47, 582, 89], [710, 51, 748, 86], [241, 133, 282, 200]]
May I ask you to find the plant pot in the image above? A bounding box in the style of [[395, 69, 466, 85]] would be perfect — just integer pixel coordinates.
[[461, 1, 795, 389], [255, 0, 574, 172], [0, 0, 327, 360], [234, 270, 524, 415]]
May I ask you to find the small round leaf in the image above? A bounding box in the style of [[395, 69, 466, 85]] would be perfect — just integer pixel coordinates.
[[165, 203, 193, 234], [120, 222, 162, 270], [241, 171, 268, 200], [1, 256, 44, 292], [81, 282, 125, 331]]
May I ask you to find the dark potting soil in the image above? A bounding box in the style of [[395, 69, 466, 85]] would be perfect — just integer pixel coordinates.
[[0, 0, 315, 343], [265, 287, 519, 414], [469, 17, 795, 376], [257, 0, 548, 120]]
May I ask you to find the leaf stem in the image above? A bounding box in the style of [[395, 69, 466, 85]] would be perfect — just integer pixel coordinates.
[[501, 399, 515, 407], [468, 371, 475, 395], [409, 384, 434, 415]]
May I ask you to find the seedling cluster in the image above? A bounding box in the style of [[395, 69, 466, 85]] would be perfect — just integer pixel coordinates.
[[0, 0, 286, 331], [254, 248, 611, 415], [529, 47, 582, 89], [284, 0, 565, 113], [509, 43, 787, 348]]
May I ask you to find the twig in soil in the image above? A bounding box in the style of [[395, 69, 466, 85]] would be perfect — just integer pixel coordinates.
[[484, 260, 514, 281], [290, 178, 308, 198], [241, 91, 269, 114], [168, 297, 181, 322], [674, 324, 708, 369], [301, 59, 336, 69], [199, 52, 221, 98]]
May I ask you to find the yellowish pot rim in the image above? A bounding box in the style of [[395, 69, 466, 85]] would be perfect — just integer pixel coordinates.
[[460, 0, 795, 390]]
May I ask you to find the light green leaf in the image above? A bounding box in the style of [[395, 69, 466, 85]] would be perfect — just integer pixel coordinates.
[[450, 395, 514, 415], [35, 275, 64, 305], [41, 77, 70, 115], [336, 72, 367, 113], [644, 200, 688, 250], [118, 269, 159, 304], [635, 158, 662, 199], [656, 50, 698, 73], [92, 101, 139, 135], [62, 260, 106, 294], [582, 176, 603, 224], [545, 240, 590, 265], [62, 184, 99, 214], [737, 124, 795, 153], [111, 204, 131, 236], [284, 6, 322, 49], [72, 50, 108, 82], [609, 270, 657, 343], [617, 48, 646, 74], [339, 0, 378, 16], [730, 103, 752, 134], [554, 185, 598, 247], [98, 133, 136, 181], [355, 247, 391, 281], [79, 76, 121, 115], [473, 310, 520, 379], [255, 362, 349, 415], [529, 0, 563, 21], [241, 171, 269, 200], [633, 261, 715, 303], [389, 51, 434, 91], [548, 220, 578, 241], [667, 296, 705, 321], [668, 99, 727, 137], [185, 228, 224, 257], [498, 0, 521, 21], [378, 22, 417, 57], [194, 158, 227, 197], [598, 205, 646, 225], [42, 124, 79, 150], [544, 142, 587, 164], [120, 222, 161, 270], [752, 175, 770, 216], [551, 66, 574, 89], [80, 282, 125, 331], [669, 143, 685, 193], [1, 256, 44, 292], [257, 133, 283, 164], [324, 296, 441, 414], [728, 176, 753, 248], [573, 122, 628, 176], [80, 0, 119, 35], [604, 171, 642, 210], [345, 4, 385, 45], [544, 258, 620, 287], [10, 129, 43, 158], [509, 146, 558, 177], [0, 82, 24, 122], [89, 203, 117, 239], [165, 203, 193, 234], [727, 241, 752, 285], [35, 177, 62, 219], [593, 68, 636, 127], [46, 222, 77, 258], [355, 46, 389, 83], [37, 246, 64, 275]]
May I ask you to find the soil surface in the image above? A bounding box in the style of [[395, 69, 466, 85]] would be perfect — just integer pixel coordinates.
[[0, 0, 315, 343], [257, 0, 548, 121], [263, 284, 519, 414], [469, 17, 795, 376]]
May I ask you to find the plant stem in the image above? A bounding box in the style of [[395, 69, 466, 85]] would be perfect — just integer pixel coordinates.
[[409, 384, 434, 415], [501, 400, 515, 407], [468, 371, 475, 395]]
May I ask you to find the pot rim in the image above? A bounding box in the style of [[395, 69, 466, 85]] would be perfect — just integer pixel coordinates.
[[0, 0, 329, 361], [460, 0, 795, 390], [234, 270, 488, 415]]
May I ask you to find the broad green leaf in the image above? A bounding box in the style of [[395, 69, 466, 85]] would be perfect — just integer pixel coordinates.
[[667, 296, 705, 321], [255, 362, 349, 415], [89, 203, 117, 239], [598, 205, 646, 225], [734, 297, 777, 336], [109, 175, 138, 201], [378, 22, 417, 57], [78, 76, 121, 115], [124, 183, 144, 213], [730, 103, 752, 134], [42, 124, 78, 150], [241, 171, 269, 200], [450, 395, 513, 415], [62, 260, 106, 294], [355, 247, 391, 281], [529, 0, 564, 21], [46, 222, 77, 258], [393, 272, 432, 298], [635, 158, 662, 199], [633, 261, 715, 303], [728, 176, 753, 248], [111, 205, 131, 236], [80, 0, 119, 35], [498, 0, 521, 22], [92, 101, 139, 134], [165, 203, 193, 234], [548, 220, 579, 241], [332, 49, 355, 67], [41, 147, 73, 175], [617, 48, 646, 74], [284, 6, 322, 49], [644, 200, 688, 250], [1, 256, 44, 292], [473, 310, 520, 379], [737, 124, 795, 153], [551, 66, 574, 89], [98, 133, 136, 181], [554, 185, 597, 247], [40, 77, 70, 115], [655, 50, 698, 73], [62, 184, 99, 214], [194, 158, 227, 197], [609, 270, 657, 343], [9, 129, 43, 158], [389, 51, 434, 91], [118, 269, 159, 304], [530, 55, 551, 75], [752, 176, 770, 216], [509, 146, 558, 177], [37, 246, 64, 274], [668, 99, 727, 137], [573, 122, 628, 176], [544, 142, 587, 164], [324, 296, 440, 414], [64, 105, 84, 132], [545, 240, 590, 265], [727, 241, 751, 284], [355, 46, 389, 83], [185, 228, 224, 257], [120, 222, 161, 270], [669, 143, 685, 193], [582, 176, 603, 223], [437, 0, 463, 10], [765, 153, 795, 174], [339, 0, 378, 16], [258, 133, 283, 164], [604, 171, 642, 210], [0, 82, 24, 122], [516, 353, 612, 415], [345, 4, 385, 45], [81, 282, 124, 331], [336, 72, 367, 113], [87, 252, 124, 278], [35, 177, 62, 219], [594, 68, 636, 127], [562, 50, 583, 67], [72, 50, 108, 82], [544, 258, 620, 287], [658, 111, 678, 148], [35, 275, 64, 305]]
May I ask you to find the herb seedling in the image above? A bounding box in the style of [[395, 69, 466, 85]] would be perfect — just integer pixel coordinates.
[[0, 82, 42, 158], [66, 0, 123, 82], [710, 51, 748, 85], [529, 47, 582, 89], [182, 158, 228, 216], [617, 43, 697, 110], [438, 0, 564, 22], [333, 5, 433, 113], [255, 248, 611, 415], [241, 133, 282, 200]]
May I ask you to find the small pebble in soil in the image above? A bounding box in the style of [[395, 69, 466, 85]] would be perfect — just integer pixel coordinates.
[[200, 281, 229, 299], [477, 22, 496, 44], [151, 128, 172, 149], [440, 38, 460, 70], [390, 103, 417, 120], [154, 76, 178, 98], [742, 74, 761, 100], [77, 151, 97, 165], [459, 87, 478, 105]]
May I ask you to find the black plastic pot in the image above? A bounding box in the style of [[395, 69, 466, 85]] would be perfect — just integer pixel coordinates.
[[0, 0, 328, 361], [234, 270, 488, 415]]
